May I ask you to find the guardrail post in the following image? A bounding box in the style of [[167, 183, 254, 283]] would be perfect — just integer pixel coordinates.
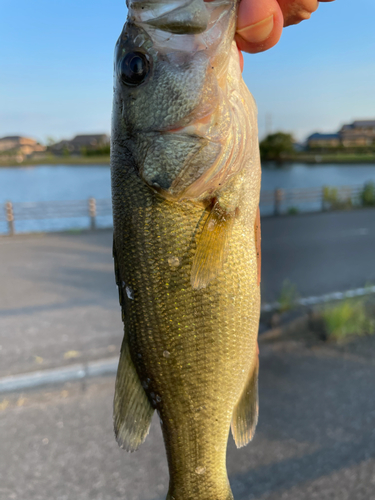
[[274, 189, 283, 216], [321, 186, 326, 212], [5, 201, 15, 236], [88, 197, 97, 230]]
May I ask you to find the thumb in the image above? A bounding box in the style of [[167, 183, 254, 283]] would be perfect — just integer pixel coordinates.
[[235, 0, 284, 54]]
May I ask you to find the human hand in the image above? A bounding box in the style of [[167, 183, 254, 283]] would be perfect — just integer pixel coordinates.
[[236, 0, 335, 55]]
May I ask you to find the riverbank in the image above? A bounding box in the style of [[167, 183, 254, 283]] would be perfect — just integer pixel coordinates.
[[2, 152, 375, 167], [289, 153, 375, 164], [2, 163, 375, 234], [0, 155, 110, 167], [262, 152, 375, 165]]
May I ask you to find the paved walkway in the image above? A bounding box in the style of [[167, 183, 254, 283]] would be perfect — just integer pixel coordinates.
[[0, 230, 122, 378]]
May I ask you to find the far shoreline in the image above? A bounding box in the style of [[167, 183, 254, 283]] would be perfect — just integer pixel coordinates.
[[0, 156, 111, 168], [1, 153, 375, 168]]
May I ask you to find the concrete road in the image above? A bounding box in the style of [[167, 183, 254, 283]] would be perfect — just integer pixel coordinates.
[[0, 231, 123, 378], [261, 208, 375, 303], [1, 208, 374, 377], [1, 339, 374, 500]]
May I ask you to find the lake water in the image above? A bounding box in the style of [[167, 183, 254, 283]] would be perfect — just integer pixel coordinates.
[[1, 163, 374, 234]]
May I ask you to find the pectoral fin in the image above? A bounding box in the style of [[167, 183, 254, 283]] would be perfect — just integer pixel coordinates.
[[114, 336, 154, 452], [190, 201, 235, 290], [231, 354, 259, 448]]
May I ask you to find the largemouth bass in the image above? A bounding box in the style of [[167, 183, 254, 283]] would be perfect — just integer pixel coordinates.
[[111, 1, 261, 498]]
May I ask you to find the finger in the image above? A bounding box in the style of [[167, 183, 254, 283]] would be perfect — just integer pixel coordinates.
[[235, 0, 284, 54], [277, 0, 334, 27], [238, 49, 244, 72]]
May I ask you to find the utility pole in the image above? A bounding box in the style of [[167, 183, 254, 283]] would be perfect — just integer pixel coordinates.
[[265, 113, 273, 136]]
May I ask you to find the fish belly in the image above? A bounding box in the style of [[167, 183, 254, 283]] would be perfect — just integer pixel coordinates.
[[112, 160, 260, 499]]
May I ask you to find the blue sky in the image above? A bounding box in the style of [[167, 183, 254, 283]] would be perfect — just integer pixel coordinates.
[[0, 0, 373, 142]]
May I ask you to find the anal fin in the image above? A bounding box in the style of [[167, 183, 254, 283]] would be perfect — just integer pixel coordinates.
[[113, 336, 154, 452], [191, 201, 235, 290], [231, 354, 259, 448]]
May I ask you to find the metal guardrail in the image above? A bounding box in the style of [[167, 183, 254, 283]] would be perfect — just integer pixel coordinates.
[[260, 185, 364, 215], [1, 198, 113, 235], [0, 184, 369, 235]]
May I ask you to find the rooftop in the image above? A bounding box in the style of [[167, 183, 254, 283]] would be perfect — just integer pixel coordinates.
[[307, 133, 340, 140]]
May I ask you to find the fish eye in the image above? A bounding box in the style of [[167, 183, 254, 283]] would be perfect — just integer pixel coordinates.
[[120, 52, 150, 86]]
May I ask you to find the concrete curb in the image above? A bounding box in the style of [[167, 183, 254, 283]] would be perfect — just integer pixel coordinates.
[[1, 287, 374, 395], [261, 285, 375, 313], [0, 357, 119, 395]]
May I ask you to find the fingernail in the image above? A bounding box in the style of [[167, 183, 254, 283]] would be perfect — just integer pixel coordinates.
[[237, 15, 274, 44]]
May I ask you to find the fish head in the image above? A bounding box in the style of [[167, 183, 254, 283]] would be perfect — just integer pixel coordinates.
[[112, 0, 249, 201]]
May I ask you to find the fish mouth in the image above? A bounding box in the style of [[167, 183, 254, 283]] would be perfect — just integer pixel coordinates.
[[129, 0, 210, 35]]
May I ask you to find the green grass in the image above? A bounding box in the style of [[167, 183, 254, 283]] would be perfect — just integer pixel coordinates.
[[322, 300, 375, 341], [277, 280, 299, 312], [361, 182, 375, 206], [287, 207, 299, 215], [322, 186, 353, 210], [306, 153, 375, 163], [263, 153, 375, 164]]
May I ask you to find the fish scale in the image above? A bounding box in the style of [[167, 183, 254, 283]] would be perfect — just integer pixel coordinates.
[[111, 1, 261, 498], [112, 158, 259, 498]]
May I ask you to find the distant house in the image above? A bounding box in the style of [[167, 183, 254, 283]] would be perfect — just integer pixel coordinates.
[[307, 133, 340, 149], [51, 134, 110, 154], [339, 120, 375, 147], [307, 119, 375, 149], [0, 136, 46, 155]]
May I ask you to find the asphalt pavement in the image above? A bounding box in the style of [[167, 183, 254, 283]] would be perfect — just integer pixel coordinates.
[[261, 208, 375, 302], [0, 230, 123, 378]]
